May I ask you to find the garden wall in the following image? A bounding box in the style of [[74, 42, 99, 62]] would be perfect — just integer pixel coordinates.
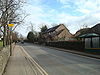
[[0, 47, 10, 75]]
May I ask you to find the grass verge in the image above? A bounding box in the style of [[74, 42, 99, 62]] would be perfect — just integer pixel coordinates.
[[0, 41, 3, 47]]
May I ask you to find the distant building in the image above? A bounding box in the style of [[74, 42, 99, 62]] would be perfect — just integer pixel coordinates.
[[78, 23, 100, 51], [41, 24, 73, 42], [74, 28, 90, 38], [75, 23, 100, 37], [74, 28, 90, 41]]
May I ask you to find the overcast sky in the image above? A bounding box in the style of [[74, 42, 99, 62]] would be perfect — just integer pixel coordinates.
[[15, 0, 100, 37]]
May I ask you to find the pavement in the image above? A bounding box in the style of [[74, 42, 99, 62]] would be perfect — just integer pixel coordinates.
[[3, 45, 43, 75]]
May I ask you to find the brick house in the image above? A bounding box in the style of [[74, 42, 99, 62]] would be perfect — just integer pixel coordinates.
[[41, 24, 73, 42]]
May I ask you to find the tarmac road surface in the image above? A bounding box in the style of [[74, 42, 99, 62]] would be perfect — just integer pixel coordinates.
[[22, 43, 100, 75]]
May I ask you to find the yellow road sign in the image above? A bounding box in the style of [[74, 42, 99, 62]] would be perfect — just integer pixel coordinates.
[[8, 24, 14, 27]]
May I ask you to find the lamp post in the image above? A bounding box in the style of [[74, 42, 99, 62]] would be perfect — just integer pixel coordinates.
[[8, 24, 14, 56]]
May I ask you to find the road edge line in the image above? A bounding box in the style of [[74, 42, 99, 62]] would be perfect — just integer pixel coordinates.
[[20, 46, 48, 75]]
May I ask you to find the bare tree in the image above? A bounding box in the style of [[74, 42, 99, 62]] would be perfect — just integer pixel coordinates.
[[12, 32, 19, 42], [0, 0, 26, 46]]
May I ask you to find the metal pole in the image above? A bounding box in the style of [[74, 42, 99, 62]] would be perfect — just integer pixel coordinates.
[[10, 27, 12, 56], [8, 23, 14, 56]]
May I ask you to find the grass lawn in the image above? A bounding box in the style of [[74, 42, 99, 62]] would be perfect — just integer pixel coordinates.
[[0, 41, 3, 47]]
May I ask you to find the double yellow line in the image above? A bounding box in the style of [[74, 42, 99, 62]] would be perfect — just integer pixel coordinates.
[[20, 46, 48, 75]]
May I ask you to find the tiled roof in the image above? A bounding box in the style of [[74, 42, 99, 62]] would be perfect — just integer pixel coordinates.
[[74, 28, 90, 37], [46, 29, 64, 38], [42, 25, 60, 34], [75, 23, 100, 37], [90, 23, 100, 35], [56, 29, 64, 35]]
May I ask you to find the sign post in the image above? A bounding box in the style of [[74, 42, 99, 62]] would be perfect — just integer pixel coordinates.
[[8, 24, 14, 56], [8, 24, 14, 27]]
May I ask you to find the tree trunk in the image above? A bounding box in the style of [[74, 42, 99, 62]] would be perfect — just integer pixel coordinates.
[[3, 25, 6, 47]]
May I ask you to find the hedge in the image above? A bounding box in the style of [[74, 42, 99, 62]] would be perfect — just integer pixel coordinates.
[[45, 41, 85, 51]]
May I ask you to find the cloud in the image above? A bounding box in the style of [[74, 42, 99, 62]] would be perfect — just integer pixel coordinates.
[[20, 3, 57, 35], [16, 0, 100, 36], [27, 0, 43, 5], [57, 0, 70, 4], [56, 0, 100, 32], [60, 0, 100, 13]]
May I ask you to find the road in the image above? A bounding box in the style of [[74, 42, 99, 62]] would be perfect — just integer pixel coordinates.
[[21, 43, 100, 75]]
